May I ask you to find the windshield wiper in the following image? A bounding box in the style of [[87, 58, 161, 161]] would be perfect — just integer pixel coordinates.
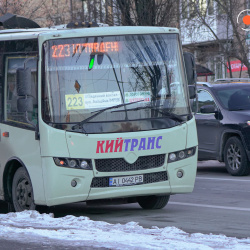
[[71, 100, 144, 130], [44, 121, 88, 134], [112, 106, 187, 122], [154, 109, 188, 122], [111, 104, 162, 112]]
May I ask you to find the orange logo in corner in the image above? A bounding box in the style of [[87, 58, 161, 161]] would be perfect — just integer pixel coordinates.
[[237, 9, 250, 31]]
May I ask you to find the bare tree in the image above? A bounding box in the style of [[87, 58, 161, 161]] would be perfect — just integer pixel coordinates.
[[0, 0, 48, 22], [0, 0, 178, 28], [183, 0, 250, 77], [0, 0, 110, 27], [75, 0, 111, 25], [114, 0, 179, 27]]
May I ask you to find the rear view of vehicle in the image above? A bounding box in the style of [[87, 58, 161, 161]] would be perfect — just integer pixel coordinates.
[[0, 15, 198, 211]]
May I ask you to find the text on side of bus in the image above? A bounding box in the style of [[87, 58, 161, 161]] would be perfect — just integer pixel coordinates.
[[96, 136, 162, 153]]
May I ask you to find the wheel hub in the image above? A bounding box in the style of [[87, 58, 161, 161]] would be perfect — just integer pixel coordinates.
[[16, 179, 32, 209], [227, 143, 241, 170]]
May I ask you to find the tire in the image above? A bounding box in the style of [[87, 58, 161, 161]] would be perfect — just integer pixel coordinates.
[[137, 195, 170, 209], [7, 202, 15, 212], [224, 137, 250, 176], [11, 167, 36, 212]]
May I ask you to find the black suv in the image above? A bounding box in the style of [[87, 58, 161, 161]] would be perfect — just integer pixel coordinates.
[[193, 82, 250, 176]]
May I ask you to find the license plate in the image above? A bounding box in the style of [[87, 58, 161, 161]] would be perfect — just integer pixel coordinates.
[[109, 175, 143, 187]]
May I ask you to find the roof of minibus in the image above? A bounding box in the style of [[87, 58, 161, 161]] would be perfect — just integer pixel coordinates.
[[0, 26, 179, 41]]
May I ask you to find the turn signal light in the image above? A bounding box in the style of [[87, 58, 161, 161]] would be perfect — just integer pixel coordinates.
[[2, 132, 9, 137]]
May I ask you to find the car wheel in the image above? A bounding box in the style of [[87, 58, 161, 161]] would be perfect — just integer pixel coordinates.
[[224, 137, 250, 176], [137, 195, 170, 209], [11, 167, 36, 212]]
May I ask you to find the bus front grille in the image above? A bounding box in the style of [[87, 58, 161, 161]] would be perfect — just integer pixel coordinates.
[[95, 154, 165, 172], [90, 171, 168, 188]]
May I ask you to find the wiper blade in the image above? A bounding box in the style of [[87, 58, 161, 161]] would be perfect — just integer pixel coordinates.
[[112, 106, 187, 122], [155, 110, 187, 122], [45, 121, 88, 134], [111, 104, 162, 112], [72, 100, 144, 130]]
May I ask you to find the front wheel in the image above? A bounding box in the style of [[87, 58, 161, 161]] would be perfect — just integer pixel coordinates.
[[11, 167, 36, 212], [137, 195, 170, 209], [224, 137, 250, 176]]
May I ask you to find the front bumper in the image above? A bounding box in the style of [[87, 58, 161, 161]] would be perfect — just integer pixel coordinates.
[[39, 150, 197, 206]]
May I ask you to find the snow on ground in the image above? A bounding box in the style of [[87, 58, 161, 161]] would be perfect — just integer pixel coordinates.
[[0, 211, 249, 249]]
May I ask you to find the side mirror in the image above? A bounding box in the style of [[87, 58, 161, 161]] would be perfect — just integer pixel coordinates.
[[15, 57, 37, 130], [183, 52, 196, 85], [200, 105, 217, 114], [17, 96, 33, 112], [188, 85, 196, 99], [16, 68, 32, 96]]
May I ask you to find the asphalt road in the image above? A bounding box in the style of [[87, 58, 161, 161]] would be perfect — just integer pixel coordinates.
[[0, 160, 250, 249], [50, 160, 250, 239]]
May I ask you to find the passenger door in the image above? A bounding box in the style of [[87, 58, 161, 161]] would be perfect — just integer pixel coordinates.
[[195, 89, 221, 160], [0, 39, 44, 203]]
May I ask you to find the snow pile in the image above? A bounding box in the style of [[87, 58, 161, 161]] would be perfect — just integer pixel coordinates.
[[0, 211, 249, 249]]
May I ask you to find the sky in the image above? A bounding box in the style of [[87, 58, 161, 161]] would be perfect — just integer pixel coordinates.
[[0, 210, 250, 249]]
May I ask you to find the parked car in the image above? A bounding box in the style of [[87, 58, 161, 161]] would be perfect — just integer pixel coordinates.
[[214, 78, 250, 84], [193, 82, 250, 176]]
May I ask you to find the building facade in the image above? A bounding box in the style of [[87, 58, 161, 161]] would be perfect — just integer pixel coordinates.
[[180, 0, 250, 81]]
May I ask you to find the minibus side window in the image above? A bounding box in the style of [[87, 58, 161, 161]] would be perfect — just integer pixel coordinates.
[[5, 56, 38, 127]]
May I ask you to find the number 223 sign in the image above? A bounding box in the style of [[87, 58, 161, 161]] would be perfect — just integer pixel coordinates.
[[65, 94, 85, 110]]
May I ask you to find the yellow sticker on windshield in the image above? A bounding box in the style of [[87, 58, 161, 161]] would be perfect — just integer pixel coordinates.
[[65, 94, 85, 110]]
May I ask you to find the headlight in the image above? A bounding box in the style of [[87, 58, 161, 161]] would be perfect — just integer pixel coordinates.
[[69, 159, 77, 168], [168, 147, 196, 163], [178, 151, 185, 159], [169, 153, 177, 161], [80, 160, 90, 169], [53, 157, 92, 170]]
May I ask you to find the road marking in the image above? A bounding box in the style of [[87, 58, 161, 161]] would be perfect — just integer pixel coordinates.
[[196, 176, 250, 182], [169, 201, 250, 212]]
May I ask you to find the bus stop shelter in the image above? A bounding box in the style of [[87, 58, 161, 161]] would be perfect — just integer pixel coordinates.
[[196, 64, 214, 81]]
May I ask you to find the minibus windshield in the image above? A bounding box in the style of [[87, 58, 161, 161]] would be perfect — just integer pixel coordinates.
[[43, 33, 191, 133]]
